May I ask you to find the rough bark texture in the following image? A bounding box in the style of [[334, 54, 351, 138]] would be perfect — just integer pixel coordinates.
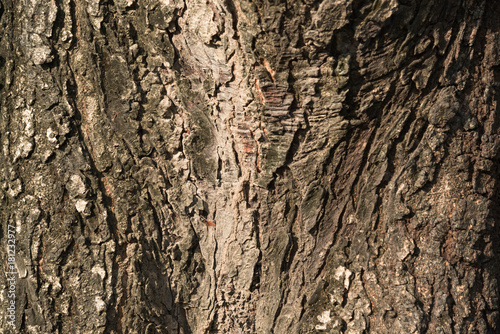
[[1, 0, 500, 333]]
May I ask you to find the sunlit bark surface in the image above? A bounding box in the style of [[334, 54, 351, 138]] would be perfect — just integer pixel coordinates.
[[0, 0, 499, 333]]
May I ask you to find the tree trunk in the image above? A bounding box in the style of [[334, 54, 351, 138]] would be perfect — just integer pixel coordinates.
[[1, 0, 499, 333]]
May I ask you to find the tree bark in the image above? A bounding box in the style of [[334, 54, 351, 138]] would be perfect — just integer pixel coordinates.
[[1, 0, 499, 333]]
